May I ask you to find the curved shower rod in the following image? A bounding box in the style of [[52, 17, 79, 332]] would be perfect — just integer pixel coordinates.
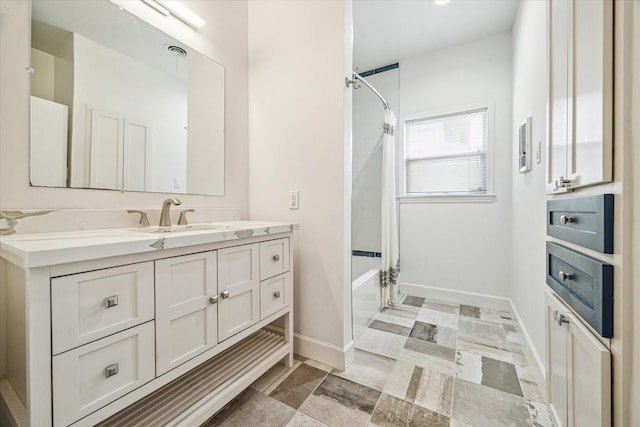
[[345, 72, 390, 110]]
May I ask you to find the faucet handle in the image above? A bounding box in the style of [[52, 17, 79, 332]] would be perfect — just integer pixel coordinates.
[[127, 210, 150, 227], [178, 209, 195, 225]]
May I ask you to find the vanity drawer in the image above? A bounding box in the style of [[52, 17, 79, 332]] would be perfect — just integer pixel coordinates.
[[546, 242, 613, 337], [52, 321, 155, 427], [51, 262, 155, 354], [260, 238, 290, 280], [547, 194, 613, 253], [261, 273, 292, 319]]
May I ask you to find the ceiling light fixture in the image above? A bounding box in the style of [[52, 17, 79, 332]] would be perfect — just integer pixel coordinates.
[[157, 0, 206, 28], [142, 0, 169, 16], [141, 0, 205, 29], [434, 0, 451, 5]]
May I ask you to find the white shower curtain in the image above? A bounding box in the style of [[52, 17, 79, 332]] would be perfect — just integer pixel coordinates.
[[381, 108, 400, 304]]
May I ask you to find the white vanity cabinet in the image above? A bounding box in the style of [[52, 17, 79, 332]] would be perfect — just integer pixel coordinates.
[[545, 290, 611, 427], [546, 0, 613, 193], [0, 223, 296, 427]]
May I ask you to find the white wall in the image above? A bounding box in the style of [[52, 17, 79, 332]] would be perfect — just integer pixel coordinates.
[[0, 0, 248, 223], [509, 0, 548, 370], [248, 0, 352, 367], [398, 32, 513, 297]]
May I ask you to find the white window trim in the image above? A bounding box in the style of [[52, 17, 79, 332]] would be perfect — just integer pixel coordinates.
[[398, 101, 496, 202]]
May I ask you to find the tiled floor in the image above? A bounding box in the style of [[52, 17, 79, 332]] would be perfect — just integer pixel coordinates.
[[203, 295, 554, 427]]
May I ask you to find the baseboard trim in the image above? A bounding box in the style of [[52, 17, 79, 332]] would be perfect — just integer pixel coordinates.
[[400, 282, 545, 386], [0, 379, 25, 427], [508, 299, 547, 387], [400, 282, 511, 311], [294, 333, 353, 371]]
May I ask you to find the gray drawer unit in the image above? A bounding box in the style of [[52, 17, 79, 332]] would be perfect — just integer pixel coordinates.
[[547, 194, 613, 253], [546, 242, 613, 337]]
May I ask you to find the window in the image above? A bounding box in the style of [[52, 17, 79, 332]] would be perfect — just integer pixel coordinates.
[[403, 107, 489, 195]]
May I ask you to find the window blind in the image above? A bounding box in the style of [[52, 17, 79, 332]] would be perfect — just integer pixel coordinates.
[[404, 108, 488, 194]]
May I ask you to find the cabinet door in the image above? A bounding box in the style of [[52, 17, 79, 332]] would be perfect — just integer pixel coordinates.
[[546, 291, 569, 427], [546, 0, 612, 193], [566, 311, 611, 427], [155, 251, 218, 376], [218, 244, 260, 341], [545, 290, 611, 427]]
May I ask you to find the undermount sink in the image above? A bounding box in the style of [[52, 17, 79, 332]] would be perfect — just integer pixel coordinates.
[[133, 224, 232, 234]]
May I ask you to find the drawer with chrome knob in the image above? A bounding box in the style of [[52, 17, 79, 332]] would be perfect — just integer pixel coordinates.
[[546, 241, 613, 337], [260, 238, 290, 280], [260, 273, 291, 320]]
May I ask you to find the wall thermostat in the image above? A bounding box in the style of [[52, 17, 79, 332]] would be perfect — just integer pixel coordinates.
[[519, 116, 531, 173]]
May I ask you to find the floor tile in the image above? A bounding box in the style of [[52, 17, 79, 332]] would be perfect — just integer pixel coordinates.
[[204, 388, 296, 427], [303, 359, 334, 372], [285, 412, 328, 427], [369, 319, 412, 336], [409, 321, 457, 349], [520, 378, 544, 403], [402, 296, 425, 307], [460, 304, 481, 318], [380, 307, 419, 321], [479, 307, 505, 323], [413, 367, 454, 416], [451, 378, 531, 427], [269, 364, 328, 409], [457, 318, 509, 351], [369, 393, 450, 427], [455, 350, 483, 384], [416, 308, 459, 329], [298, 374, 380, 427], [527, 399, 554, 427], [374, 311, 416, 329], [404, 337, 456, 361], [383, 359, 422, 401], [333, 349, 396, 391], [355, 327, 407, 359], [504, 323, 517, 332], [456, 337, 513, 364], [399, 347, 456, 376], [422, 298, 460, 314], [480, 356, 523, 397], [251, 360, 302, 394]]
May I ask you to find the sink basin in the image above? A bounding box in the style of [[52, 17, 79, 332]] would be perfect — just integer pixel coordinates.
[[132, 224, 232, 234]]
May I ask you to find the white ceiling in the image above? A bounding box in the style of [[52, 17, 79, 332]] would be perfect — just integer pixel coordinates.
[[353, 0, 520, 71]]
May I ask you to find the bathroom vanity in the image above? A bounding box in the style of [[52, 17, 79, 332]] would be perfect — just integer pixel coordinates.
[[0, 221, 297, 426]]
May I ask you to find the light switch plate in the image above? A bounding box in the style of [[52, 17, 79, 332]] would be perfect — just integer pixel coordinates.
[[289, 191, 299, 210]]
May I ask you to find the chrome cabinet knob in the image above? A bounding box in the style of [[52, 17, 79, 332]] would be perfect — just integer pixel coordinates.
[[273, 291, 281, 299], [553, 310, 569, 326], [105, 363, 119, 378], [209, 295, 218, 304], [221, 291, 230, 299], [559, 271, 573, 281], [560, 215, 574, 225], [272, 254, 280, 262], [104, 295, 119, 309]]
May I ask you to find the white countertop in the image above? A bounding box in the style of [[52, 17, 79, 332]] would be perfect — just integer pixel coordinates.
[[0, 221, 298, 269]]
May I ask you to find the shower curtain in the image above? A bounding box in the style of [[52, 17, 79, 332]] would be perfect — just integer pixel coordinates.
[[380, 108, 400, 304]]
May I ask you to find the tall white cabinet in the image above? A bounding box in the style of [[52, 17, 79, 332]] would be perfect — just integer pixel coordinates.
[[546, 0, 613, 193]]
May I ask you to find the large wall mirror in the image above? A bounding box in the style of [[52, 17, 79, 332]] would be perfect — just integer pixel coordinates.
[[30, 0, 225, 196]]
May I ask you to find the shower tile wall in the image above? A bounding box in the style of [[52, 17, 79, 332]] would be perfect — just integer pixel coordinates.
[[352, 68, 399, 281]]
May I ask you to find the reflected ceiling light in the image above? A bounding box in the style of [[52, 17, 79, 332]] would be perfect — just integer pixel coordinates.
[[157, 0, 206, 28], [434, 0, 451, 4], [142, 0, 169, 16]]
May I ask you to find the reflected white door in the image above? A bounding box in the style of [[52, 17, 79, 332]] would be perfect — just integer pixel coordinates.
[[124, 118, 152, 191], [89, 106, 123, 190], [30, 96, 68, 187]]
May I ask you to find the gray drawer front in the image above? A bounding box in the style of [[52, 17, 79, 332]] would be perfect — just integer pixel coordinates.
[[546, 242, 613, 337], [547, 194, 613, 253]]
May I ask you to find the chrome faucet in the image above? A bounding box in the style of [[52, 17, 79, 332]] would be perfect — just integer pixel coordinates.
[[159, 198, 182, 227]]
